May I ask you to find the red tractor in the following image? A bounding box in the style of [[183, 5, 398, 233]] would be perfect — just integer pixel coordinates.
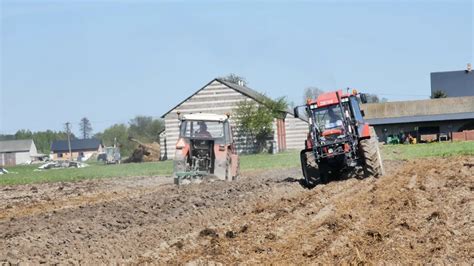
[[294, 90, 384, 186], [173, 113, 240, 185]]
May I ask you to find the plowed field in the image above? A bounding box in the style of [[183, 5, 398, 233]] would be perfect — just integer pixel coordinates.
[[1, 156, 473, 264]]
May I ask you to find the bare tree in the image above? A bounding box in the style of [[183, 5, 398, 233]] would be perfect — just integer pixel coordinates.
[[79, 117, 93, 139], [303, 87, 325, 103], [220, 73, 247, 86]]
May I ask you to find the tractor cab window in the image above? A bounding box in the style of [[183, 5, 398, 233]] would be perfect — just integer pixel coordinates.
[[180, 120, 225, 139], [313, 105, 343, 132]]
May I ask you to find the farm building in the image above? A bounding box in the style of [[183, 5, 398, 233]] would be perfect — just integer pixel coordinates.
[[50, 139, 102, 161], [431, 64, 473, 98], [160, 78, 308, 159], [0, 139, 39, 166], [363, 96, 474, 142]]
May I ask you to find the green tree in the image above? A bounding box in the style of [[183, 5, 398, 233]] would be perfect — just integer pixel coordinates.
[[101, 124, 134, 157], [14, 129, 33, 140], [128, 116, 164, 143], [235, 96, 288, 153], [220, 73, 247, 86], [13, 129, 69, 154], [79, 117, 93, 139], [431, 90, 448, 99]]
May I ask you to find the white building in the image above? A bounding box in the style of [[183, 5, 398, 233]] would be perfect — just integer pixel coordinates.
[[160, 78, 308, 159], [0, 139, 39, 166]]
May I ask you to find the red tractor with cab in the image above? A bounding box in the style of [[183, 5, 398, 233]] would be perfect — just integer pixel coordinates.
[[173, 113, 240, 185], [294, 89, 384, 186]]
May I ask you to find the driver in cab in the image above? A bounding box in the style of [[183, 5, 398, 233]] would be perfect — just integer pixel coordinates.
[[326, 108, 343, 129], [196, 122, 212, 138]]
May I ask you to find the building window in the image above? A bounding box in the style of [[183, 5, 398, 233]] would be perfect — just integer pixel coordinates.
[[58, 153, 63, 158]]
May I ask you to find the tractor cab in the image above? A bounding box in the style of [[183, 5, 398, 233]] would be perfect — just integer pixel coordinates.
[[312, 105, 344, 138]]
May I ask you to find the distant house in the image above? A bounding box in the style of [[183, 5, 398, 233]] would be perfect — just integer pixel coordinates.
[[160, 78, 308, 159], [431, 64, 474, 97], [0, 139, 39, 166], [50, 139, 102, 161]]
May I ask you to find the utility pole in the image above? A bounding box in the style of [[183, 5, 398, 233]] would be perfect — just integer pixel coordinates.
[[65, 122, 73, 161]]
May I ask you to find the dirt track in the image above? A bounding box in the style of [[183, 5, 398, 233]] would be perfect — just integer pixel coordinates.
[[1, 156, 473, 264]]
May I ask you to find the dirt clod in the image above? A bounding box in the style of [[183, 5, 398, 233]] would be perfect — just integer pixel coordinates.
[[199, 228, 218, 238]]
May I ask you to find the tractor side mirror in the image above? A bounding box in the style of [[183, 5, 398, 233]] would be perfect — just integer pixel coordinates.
[[360, 93, 368, 104], [293, 106, 300, 118], [360, 110, 365, 117]]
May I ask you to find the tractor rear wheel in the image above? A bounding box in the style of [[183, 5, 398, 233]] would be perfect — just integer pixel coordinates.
[[359, 126, 385, 178], [300, 150, 318, 188]]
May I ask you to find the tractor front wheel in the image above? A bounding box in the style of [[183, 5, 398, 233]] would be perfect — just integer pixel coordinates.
[[359, 126, 385, 178], [300, 150, 318, 188]]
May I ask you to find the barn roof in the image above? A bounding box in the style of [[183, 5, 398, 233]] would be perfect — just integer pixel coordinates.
[[366, 112, 474, 125], [0, 139, 33, 153], [215, 78, 269, 102], [51, 139, 101, 152], [362, 96, 474, 125], [161, 78, 277, 118]]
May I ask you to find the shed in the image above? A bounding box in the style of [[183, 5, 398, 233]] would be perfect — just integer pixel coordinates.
[[160, 78, 308, 159], [0, 139, 39, 166]]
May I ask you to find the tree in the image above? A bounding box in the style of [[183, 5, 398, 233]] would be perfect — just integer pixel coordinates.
[[303, 87, 324, 103], [365, 93, 380, 103], [101, 124, 135, 157], [128, 116, 164, 143], [235, 95, 288, 153], [79, 117, 93, 139], [13, 129, 69, 154], [431, 90, 447, 99], [220, 73, 247, 86], [14, 129, 33, 140]]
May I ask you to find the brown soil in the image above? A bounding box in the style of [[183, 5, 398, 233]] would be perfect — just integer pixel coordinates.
[[1, 156, 473, 264]]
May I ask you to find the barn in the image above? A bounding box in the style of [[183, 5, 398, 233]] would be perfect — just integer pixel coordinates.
[[363, 96, 474, 142], [160, 78, 308, 159], [0, 139, 39, 166]]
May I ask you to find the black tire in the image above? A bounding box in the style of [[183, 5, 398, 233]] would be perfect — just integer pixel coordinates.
[[300, 150, 318, 188], [359, 126, 385, 178]]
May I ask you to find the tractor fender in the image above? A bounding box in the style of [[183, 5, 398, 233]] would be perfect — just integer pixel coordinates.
[[359, 123, 371, 139]]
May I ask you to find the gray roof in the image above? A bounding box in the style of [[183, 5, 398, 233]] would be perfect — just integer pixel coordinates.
[[161, 78, 283, 118], [362, 96, 474, 120], [366, 112, 474, 125], [51, 139, 101, 152], [0, 139, 33, 153], [215, 78, 269, 103]]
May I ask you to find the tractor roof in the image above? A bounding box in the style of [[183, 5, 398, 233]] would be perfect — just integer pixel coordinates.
[[308, 90, 353, 107], [180, 113, 228, 122]]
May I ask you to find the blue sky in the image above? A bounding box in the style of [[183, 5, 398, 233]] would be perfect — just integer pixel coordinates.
[[1, 0, 472, 134]]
